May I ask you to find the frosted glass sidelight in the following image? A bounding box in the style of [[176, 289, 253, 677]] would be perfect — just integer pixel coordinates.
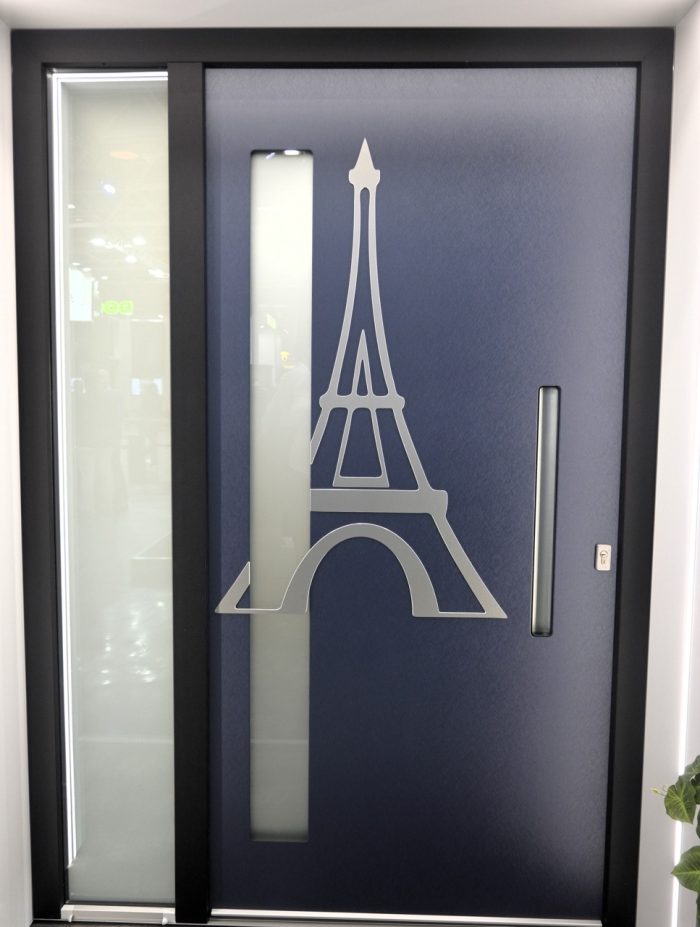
[[531, 386, 560, 637], [49, 72, 173, 901], [249, 151, 313, 841]]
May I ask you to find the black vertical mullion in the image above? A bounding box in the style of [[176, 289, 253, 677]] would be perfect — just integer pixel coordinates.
[[168, 61, 210, 925], [603, 33, 674, 927], [12, 43, 67, 920]]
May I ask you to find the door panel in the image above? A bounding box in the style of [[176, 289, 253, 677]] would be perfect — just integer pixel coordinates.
[[206, 67, 636, 918]]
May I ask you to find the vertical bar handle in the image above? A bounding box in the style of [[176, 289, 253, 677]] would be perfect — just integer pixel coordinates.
[[531, 386, 560, 637]]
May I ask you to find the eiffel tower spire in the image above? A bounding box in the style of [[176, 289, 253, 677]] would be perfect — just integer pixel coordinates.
[[310, 139, 404, 464]]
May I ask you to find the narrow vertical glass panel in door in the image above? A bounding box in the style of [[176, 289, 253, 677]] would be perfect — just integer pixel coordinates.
[[49, 71, 173, 902], [249, 150, 313, 840]]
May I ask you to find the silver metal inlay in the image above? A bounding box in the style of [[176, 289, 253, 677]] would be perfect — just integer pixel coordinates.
[[333, 330, 390, 487], [210, 909, 601, 927], [531, 386, 560, 637], [595, 543, 612, 571], [61, 903, 175, 924], [217, 140, 506, 621]]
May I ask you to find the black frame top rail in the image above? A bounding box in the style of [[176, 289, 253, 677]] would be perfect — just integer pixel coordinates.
[[12, 27, 672, 927], [10, 26, 674, 66]]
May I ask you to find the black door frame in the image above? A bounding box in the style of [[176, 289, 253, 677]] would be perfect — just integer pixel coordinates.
[[12, 28, 673, 927]]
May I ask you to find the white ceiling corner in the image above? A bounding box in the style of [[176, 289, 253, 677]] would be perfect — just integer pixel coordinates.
[[0, 0, 695, 30]]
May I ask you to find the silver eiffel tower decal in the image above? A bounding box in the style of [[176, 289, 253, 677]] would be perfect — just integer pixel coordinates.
[[217, 140, 506, 620]]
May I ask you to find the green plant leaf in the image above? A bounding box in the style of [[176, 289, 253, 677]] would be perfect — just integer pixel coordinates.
[[672, 847, 700, 892], [665, 777, 697, 823], [685, 757, 700, 777]]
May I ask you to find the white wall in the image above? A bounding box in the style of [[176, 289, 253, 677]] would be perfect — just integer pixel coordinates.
[[0, 0, 695, 29], [0, 17, 33, 927], [637, 2, 700, 925]]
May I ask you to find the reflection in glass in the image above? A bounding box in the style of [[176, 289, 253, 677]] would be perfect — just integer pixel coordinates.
[[250, 151, 313, 841], [50, 72, 173, 901]]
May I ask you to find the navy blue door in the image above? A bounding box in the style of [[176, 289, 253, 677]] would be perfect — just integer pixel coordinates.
[[207, 68, 636, 919]]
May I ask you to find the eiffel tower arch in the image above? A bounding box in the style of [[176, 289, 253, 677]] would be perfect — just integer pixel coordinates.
[[217, 140, 506, 621]]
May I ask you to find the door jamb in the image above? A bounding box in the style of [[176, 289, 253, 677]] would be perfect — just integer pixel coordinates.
[[11, 27, 674, 927]]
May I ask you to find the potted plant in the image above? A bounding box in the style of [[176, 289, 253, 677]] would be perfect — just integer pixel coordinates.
[[658, 756, 700, 924]]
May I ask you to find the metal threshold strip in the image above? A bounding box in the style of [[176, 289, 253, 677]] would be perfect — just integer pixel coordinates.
[[59, 905, 601, 927], [211, 910, 602, 927], [61, 903, 175, 924]]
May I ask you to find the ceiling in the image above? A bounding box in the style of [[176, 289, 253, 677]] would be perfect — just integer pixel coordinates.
[[0, 0, 695, 29]]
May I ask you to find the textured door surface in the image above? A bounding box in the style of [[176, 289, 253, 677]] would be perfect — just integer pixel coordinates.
[[206, 67, 636, 919]]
